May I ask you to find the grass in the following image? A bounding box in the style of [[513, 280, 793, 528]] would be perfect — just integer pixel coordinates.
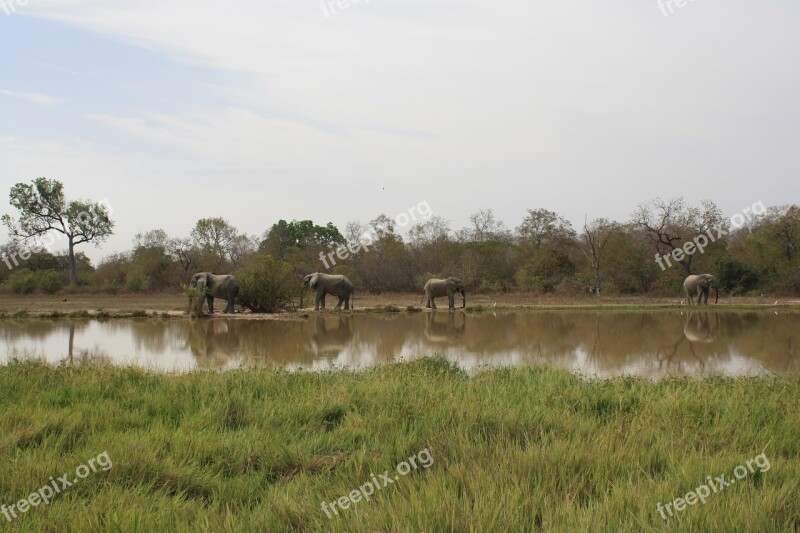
[[0, 358, 799, 531]]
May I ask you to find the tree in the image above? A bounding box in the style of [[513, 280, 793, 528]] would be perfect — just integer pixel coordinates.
[[458, 209, 511, 242], [2, 177, 114, 285], [261, 219, 345, 259], [766, 205, 800, 262], [631, 197, 725, 275], [190, 217, 239, 271], [516, 208, 577, 251], [581, 218, 618, 290], [167, 237, 197, 273]]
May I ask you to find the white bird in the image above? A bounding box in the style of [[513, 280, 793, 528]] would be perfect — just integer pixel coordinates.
[[774, 300, 779, 305], [492, 301, 497, 307]]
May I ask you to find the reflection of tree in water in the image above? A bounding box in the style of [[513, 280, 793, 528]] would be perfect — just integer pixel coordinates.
[[2, 311, 798, 377], [60, 324, 112, 366], [423, 312, 466, 344], [720, 312, 800, 374], [0, 319, 91, 342], [0, 320, 111, 365]]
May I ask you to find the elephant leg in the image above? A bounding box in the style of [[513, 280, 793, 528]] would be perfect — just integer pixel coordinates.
[[334, 296, 343, 311], [430, 297, 437, 310], [448, 292, 455, 310], [344, 296, 351, 311], [207, 296, 215, 314], [225, 297, 234, 313], [317, 291, 327, 310], [685, 289, 693, 305], [425, 294, 432, 308]]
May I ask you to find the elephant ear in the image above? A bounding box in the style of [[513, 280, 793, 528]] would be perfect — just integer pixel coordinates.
[[197, 274, 208, 290], [309, 274, 319, 289]]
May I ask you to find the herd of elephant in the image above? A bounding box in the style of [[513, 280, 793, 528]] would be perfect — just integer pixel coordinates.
[[188, 272, 467, 314], [187, 271, 719, 314]]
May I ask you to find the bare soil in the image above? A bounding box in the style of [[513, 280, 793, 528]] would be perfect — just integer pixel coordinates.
[[0, 291, 797, 318]]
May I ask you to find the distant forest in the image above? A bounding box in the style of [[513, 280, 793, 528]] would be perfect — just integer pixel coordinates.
[[2, 197, 799, 296]]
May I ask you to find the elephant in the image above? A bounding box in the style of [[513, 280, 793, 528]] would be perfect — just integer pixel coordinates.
[[683, 274, 719, 305], [421, 277, 466, 310], [303, 273, 354, 311], [189, 272, 240, 314]]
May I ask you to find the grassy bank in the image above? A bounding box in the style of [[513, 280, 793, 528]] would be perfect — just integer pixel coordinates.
[[1, 359, 798, 531]]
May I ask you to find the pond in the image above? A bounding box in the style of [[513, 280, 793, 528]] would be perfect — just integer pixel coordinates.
[[1, 311, 798, 378]]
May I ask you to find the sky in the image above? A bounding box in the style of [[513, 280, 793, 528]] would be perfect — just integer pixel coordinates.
[[1, 0, 799, 264]]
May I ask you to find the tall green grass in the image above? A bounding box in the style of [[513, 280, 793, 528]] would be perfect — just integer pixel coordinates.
[[1, 358, 798, 531]]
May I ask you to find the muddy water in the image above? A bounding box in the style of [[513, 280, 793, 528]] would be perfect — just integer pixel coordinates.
[[0, 311, 798, 378]]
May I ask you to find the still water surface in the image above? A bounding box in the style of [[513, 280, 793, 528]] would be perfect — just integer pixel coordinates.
[[1, 311, 798, 378]]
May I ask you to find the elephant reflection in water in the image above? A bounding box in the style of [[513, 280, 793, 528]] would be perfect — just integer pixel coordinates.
[[186, 320, 240, 368], [683, 312, 719, 344], [656, 312, 719, 372], [423, 311, 466, 344], [309, 315, 354, 356]]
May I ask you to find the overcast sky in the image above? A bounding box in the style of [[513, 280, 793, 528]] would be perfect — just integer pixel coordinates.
[[1, 1, 798, 263]]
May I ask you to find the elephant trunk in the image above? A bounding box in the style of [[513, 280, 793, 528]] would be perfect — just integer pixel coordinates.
[[714, 287, 719, 304]]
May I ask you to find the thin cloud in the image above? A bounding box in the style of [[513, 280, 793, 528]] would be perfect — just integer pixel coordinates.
[[0, 88, 61, 106]]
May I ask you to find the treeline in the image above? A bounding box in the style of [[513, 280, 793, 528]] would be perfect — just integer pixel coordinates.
[[2, 199, 799, 296]]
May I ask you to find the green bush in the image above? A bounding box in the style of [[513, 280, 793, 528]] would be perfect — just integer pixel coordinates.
[[8, 268, 36, 294], [235, 250, 300, 313], [126, 273, 152, 292], [716, 257, 761, 295], [181, 283, 206, 317], [35, 270, 64, 294]]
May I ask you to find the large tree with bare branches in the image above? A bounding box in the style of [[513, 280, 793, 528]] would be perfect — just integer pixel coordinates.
[[631, 197, 725, 275]]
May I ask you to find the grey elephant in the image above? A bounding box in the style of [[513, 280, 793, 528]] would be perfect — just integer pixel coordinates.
[[303, 273, 354, 311], [683, 274, 719, 305], [421, 277, 466, 310], [189, 272, 240, 314]]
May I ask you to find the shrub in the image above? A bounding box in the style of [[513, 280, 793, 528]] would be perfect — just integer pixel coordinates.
[[35, 270, 64, 294], [181, 283, 206, 317], [8, 269, 36, 294], [235, 251, 300, 313], [716, 257, 761, 295], [126, 273, 152, 292]]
